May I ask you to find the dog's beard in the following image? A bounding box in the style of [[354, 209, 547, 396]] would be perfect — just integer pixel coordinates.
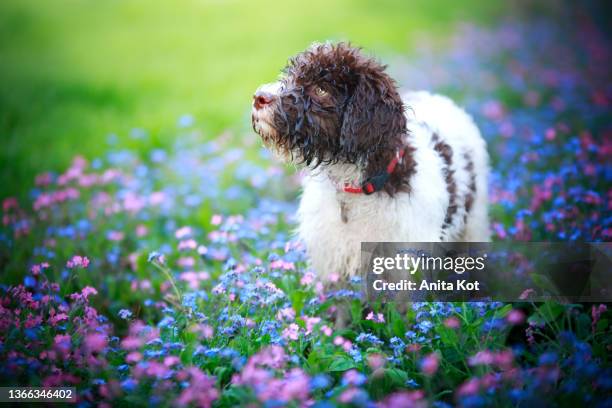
[[252, 115, 295, 163]]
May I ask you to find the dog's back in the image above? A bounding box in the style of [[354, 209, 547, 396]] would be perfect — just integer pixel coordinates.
[[403, 91, 490, 242], [297, 91, 490, 279]]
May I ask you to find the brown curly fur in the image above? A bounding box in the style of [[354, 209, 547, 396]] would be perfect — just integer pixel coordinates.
[[266, 42, 416, 195]]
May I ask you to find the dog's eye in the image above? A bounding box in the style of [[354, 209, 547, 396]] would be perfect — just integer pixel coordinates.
[[314, 86, 328, 98]]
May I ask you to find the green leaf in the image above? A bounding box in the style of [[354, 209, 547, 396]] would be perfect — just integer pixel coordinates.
[[180, 343, 195, 365], [350, 300, 362, 323], [387, 306, 405, 338], [443, 347, 464, 364], [596, 318, 608, 332], [213, 366, 234, 385], [541, 302, 564, 321], [496, 303, 513, 317], [528, 302, 564, 326], [530, 273, 559, 295], [384, 368, 408, 386], [290, 290, 306, 315], [576, 313, 591, 339], [527, 313, 546, 327], [436, 326, 458, 345], [327, 356, 356, 372]]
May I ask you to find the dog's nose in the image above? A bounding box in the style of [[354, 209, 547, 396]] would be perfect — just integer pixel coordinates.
[[253, 90, 275, 110]]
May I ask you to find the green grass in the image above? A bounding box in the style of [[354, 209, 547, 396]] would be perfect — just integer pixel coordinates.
[[0, 0, 506, 199]]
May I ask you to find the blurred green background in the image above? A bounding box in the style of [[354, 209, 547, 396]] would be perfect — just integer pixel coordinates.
[[0, 0, 508, 199]]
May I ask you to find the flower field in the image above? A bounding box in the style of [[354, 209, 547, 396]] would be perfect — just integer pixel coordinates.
[[1, 14, 611, 408]]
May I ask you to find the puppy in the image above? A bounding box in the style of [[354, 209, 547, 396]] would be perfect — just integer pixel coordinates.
[[252, 42, 489, 281]]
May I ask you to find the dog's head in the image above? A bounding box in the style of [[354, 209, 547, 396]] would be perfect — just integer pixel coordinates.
[[252, 43, 408, 175]]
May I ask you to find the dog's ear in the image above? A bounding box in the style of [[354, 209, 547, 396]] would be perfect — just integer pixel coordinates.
[[339, 72, 406, 166]]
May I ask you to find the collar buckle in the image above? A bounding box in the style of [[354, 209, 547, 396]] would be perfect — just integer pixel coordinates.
[[361, 173, 390, 195]]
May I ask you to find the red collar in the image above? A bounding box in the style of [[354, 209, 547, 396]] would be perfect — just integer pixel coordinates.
[[341, 148, 406, 195]]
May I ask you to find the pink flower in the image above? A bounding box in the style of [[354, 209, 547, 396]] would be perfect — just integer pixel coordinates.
[[468, 350, 495, 366], [164, 356, 181, 367], [149, 191, 166, 206], [84, 333, 107, 353], [210, 214, 223, 225], [125, 351, 142, 364], [592, 304, 607, 333], [457, 378, 480, 396], [145, 362, 171, 379], [231, 348, 308, 405], [30, 262, 49, 275], [191, 324, 214, 339], [284, 240, 303, 252], [333, 336, 353, 352], [249, 345, 286, 369], [367, 353, 386, 370], [81, 286, 98, 298], [482, 100, 505, 120], [66, 255, 90, 269], [122, 192, 145, 213], [468, 349, 514, 370], [269, 368, 310, 402], [53, 334, 72, 358], [492, 222, 508, 239], [276, 307, 296, 322], [179, 271, 210, 290], [525, 326, 536, 346], [135, 224, 148, 237], [174, 367, 218, 408], [282, 323, 300, 341], [300, 272, 315, 285], [303, 316, 321, 335], [494, 349, 514, 369], [3, 197, 19, 211], [107, 231, 124, 241], [49, 313, 68, 326], [42, 373, 80, 387], [506, 309, 525, 325], [175, 226, 193, 239], [320, 325, 332, 336], [178, 239, 197, 251], [519, 288, 535, 300], [339, 388, 361, 404], [177, 257, 195, 268], [69, 286, 98, 302], [366, 311, 385, 323], [24, 314, 42, 328], [269, 260, 295, 270], [419, 352, 440, 376], [379, 391, 426, 408], [444, 316, 461, 329]]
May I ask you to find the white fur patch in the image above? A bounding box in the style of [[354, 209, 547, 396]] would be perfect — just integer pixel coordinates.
[[297, 91, 490, 279]]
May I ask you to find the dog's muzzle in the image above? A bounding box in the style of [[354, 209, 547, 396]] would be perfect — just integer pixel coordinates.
[[252, 82, 281, 111], [252, 82, 282, 138], [253, 89, 275, 110]]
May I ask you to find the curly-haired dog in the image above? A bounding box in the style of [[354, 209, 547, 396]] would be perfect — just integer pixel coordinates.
[[252, 43, 490, 280]]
